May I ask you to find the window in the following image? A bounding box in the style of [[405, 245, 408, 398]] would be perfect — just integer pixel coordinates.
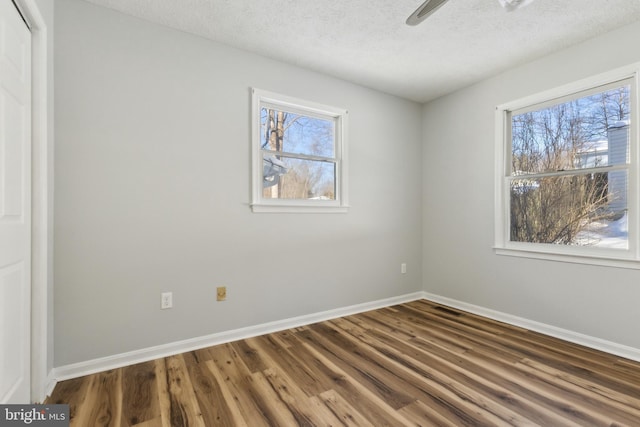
[[251, 88, 348, 213], [495, 65, 640, 267]]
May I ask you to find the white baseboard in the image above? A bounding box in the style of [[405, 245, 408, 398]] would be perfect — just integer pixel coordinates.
[[53, 292, 425, 381], [422, 291, 640, 363], [52, 290, 640, 383]]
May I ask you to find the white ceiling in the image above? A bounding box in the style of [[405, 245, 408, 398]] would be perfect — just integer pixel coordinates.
[[81, 0, 640, 103]]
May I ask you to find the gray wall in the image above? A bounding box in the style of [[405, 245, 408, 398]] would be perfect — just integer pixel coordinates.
[[54, 0, 423, 366], [54, 0, 640, 368], [422, 20, 640, 349]]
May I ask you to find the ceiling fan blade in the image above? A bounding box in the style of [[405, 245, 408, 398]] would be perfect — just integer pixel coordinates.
[[406, 0, 449, 26], [497, 0, 535, 11], [406, 0, 535, 26]]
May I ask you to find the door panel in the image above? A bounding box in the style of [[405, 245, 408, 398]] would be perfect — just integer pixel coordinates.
[[0, 0, 32, 403], [1, 90, 25, 219], [0, 262, 26, 400]]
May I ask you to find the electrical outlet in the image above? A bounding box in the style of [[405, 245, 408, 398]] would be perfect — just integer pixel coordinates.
[[401, 263, 407, 274], [161, 292, 173, 309], [217, 286, 226, 301]]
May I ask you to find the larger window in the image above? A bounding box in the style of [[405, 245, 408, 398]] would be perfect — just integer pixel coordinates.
[[251, 89, 348, 213], [495, 65, 639, 267]]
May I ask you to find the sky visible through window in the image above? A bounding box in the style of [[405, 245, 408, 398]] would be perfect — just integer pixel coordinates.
[[260, 108, 335, 156], [509, 84, 630, 248], [260, 107, 337, 200]]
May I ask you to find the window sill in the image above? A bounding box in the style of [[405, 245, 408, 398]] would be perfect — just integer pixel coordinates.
[[251, 204, 349, 214], [495, 247, 640, 270]]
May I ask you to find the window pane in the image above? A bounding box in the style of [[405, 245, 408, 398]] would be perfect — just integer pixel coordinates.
[[511, 86, 630, 174], [262, 155, 336, 200], [510, 171, 628, 249], [260, 107, 335, 157]]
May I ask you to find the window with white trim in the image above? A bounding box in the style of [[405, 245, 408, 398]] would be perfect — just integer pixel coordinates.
[[495, 65, 640, 267], [251, 89, 348, 213]]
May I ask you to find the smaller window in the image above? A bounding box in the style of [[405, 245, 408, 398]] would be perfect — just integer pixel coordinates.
[[251, 89, 348, 213]]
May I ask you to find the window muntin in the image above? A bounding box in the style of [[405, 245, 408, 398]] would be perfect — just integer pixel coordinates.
[[251, 89, 348, 212], [496, 66, 639, 265]]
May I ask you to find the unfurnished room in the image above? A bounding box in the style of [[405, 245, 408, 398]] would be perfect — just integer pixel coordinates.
[[2, 0, 640, 425]]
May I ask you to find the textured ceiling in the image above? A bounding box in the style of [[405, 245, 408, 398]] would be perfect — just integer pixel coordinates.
[[81, 0, 640, 103]]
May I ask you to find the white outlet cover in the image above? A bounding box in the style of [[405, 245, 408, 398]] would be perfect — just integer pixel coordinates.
[[161, 292, 173, 309]]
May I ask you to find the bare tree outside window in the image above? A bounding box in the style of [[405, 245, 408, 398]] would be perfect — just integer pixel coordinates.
[[509, 85, 630, 248], [260, 107, 336, 200], [251, 89, 348, 213]]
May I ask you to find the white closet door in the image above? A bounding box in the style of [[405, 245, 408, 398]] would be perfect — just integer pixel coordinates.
[[0, 0, 32, 404]]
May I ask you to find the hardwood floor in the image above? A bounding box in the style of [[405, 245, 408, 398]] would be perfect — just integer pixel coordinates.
[[46, 300, 640, 426]]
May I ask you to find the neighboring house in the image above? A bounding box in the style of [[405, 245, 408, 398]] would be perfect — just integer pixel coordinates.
[[577, 120, 630, 213], [577, 139, 609, 168]]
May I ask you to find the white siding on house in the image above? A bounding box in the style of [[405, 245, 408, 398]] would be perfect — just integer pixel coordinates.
[[608, 122, 630, 212]]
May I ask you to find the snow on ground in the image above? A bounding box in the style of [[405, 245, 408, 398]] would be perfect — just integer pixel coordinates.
[[575, 212, 628, 249]]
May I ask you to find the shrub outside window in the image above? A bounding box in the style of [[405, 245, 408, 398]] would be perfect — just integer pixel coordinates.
[[495, 65, 640, 267], [251, 89, 348, 213]]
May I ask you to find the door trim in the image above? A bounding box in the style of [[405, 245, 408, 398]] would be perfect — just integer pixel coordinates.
[[14, 0, 51, 403]]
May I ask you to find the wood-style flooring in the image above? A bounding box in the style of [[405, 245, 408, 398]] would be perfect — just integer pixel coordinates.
[[46, 300, 640, 426]]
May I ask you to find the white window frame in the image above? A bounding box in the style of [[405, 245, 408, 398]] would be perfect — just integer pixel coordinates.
[[494, 64, 640, 269], [251, 88, 349, 213]]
